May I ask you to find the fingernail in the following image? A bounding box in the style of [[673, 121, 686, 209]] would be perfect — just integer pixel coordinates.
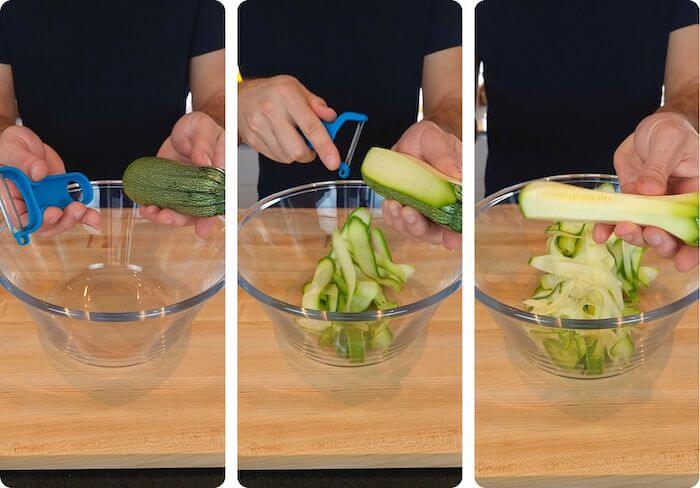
[[405, 213, 416, 224], [30, 166, 42, 180], [645, 233, 662, 246], [162, 217, 172, 225], [46, 213, 59, 224], [73, 209, 85, 220]]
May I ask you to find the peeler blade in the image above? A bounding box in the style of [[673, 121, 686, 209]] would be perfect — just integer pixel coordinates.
[[0, 174, 24, 236], [339, 121, 365, 179]]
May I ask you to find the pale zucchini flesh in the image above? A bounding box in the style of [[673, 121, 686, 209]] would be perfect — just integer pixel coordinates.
[[361, 147, 462, 232], [519, 181, 699, 246]]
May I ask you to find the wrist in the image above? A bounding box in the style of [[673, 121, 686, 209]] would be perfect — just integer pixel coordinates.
[[657, 94, 699, 132], [423, 113, 461, 141], [0, 118, 17, 134], [192, 98, 225, 130], [638, 111, 698, 137]]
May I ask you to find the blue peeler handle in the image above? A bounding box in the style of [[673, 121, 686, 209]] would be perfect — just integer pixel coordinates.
[[304, 112, 368, 180], [304, 112, 368, 149], [0, 166, 94, 246], [338, 162, 350, 179]]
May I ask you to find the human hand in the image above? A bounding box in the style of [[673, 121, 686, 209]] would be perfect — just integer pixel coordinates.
[[381, 120, 462, 251], [0, 125, 101, 237], [140, 111, 225, 239], [238, 75, 341, 170], [593, 112, 699, 272]]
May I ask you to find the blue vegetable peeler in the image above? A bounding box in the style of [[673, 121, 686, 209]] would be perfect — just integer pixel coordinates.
[[304, 111, 368, 179], [0, 166, 94, 246]]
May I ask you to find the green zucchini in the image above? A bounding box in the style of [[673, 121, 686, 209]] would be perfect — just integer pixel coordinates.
[[347, 217, 405, 289], [347, 217, 380, 280], [349, 281, 380, 312], [543, 338, 580, 370], [341, 208, 372, 237], [371, 227, 392, 261], [301, 258, 335, 310], [123, 157, 225, 217], [370, 321, 394, 353], [332, 230, 356, 311], [319, 326, 334, 347], [297, 206, 419, 363], [361, 147, 462, 232], [346, 327, 366, 363], [609, 330, 634, 364], [323, 283, 339, 312]]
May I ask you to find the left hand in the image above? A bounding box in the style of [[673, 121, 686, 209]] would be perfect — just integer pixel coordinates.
[[593, 112, 699, 272], [381, 120, 462, 251], [140, 111, 225, 239]]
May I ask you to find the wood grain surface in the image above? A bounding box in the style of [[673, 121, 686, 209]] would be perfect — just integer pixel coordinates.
[[238, 207, 461, 469], [475, 204, 699, 487], [0, 286, 224, 470], [238, 289, 462, 470]]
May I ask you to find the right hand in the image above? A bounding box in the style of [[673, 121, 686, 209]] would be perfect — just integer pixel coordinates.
[[140, 111, 224, 239], [592, 113, 699, 272], [0, 125, 101, 237], [381, 120, 462, 251], [238, 75, 341, 170]]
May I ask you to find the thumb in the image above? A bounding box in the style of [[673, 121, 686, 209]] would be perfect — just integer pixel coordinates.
[[392, 122, 462, 181], [632, 115, 688, 196], [418, 127, 462, 181], [635, 133, 682, 196]]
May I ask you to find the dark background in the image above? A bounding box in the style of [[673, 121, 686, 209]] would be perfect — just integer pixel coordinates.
[[0, 468, 462, 487]]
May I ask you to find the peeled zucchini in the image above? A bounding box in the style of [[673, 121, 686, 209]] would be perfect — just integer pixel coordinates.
[[519, 181, 699, 246], [361, 147, 462, 232]]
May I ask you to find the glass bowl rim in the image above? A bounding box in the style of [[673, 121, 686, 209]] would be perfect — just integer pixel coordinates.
[[237, 179, 462, 322], [0, 180, 225, 322], [475, 173, 699, 329]]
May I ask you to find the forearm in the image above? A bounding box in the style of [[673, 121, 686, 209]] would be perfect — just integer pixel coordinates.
[[657, 81, 699, 131], [423, 96, 462, 140], [194, 92, 225, 129]]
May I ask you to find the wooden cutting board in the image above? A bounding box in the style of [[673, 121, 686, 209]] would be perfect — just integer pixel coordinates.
[[476, 304, 698, 488], [475, 203, 699, 487], [0, 287, 224, 470], [476, 300, 699, 488], [238, 289, 462, 470]]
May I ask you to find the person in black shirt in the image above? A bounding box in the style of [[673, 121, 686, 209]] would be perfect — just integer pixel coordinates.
[[0, 0, 225, 238], [238, 0, 463, 250], [477, 0, 699, 271]]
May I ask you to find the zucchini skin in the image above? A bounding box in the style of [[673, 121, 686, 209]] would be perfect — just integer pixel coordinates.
[[364, 177, 462, 233], [123, 157, 225, 217]]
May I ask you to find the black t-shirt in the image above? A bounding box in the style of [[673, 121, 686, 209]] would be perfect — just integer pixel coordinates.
[[0, 0, 224, 180], [238, 0, 462, 200], [476, 0, 699, 196]]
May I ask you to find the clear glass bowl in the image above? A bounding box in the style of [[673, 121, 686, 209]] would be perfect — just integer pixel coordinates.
[[0, 181, 225, 367], [238, 180, 462, 367], [476, 174, 699, 379]]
